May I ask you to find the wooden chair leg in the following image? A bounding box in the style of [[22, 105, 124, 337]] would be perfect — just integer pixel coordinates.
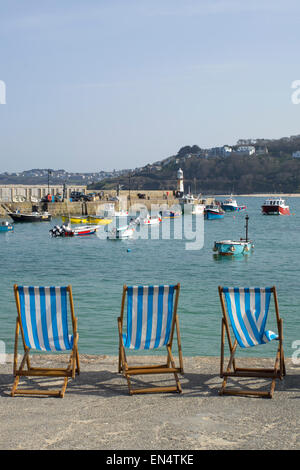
[[11, 376, 20, 397], [219, 342, 237, 396], [167, 345, 182, 393]]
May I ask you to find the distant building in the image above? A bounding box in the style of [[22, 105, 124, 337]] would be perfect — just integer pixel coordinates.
[[0, 184, 86, 202], [208, 146, 232, 158], [223, 145, 233, 156], [235, 145, 256, 156], [292, 151, 300, 158]]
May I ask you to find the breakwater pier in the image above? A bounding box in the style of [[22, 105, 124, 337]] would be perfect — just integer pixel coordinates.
[[0, 188, 213, 217]]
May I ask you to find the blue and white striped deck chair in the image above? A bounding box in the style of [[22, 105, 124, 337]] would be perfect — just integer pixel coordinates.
[[118, 284, 184, 394], [218, 286, 285, 398], [12, 285, 80, 398]]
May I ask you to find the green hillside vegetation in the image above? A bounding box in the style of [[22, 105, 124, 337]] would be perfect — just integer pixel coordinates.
[[89, 136, 300, 194]]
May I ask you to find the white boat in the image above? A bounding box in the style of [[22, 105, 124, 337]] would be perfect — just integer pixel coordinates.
[[107, 224, 135, 240], [142, 215, 162, 225], [179, 194, 205, 215], [107, 218, 137, 240], [221, 197, 238, 212], [50, 224, 98, 237]]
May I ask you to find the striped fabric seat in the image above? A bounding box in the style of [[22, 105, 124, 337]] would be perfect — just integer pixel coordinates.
[[17, 286, 73, 351], [123, 285, 176, 350], [222, 287, 278, 348]]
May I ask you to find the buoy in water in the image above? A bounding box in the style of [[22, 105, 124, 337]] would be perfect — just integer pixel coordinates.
[[127, 248, 131, 252]]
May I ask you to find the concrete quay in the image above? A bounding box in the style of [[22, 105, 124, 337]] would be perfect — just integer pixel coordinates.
[[0, 354, 299, 450], [0, 191, 215, 217]]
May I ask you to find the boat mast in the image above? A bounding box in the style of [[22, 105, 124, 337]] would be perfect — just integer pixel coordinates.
[[245, 215, 249, 242]]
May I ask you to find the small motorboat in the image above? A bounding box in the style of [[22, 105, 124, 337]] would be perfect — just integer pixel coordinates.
[[261, 197, 290, 215], [0, 221, 14, 232], [50, 224, 97, 237], [107, 218, 137, 240], [87, 216, 112, 225], [213, 239, 253, 255], [107, 225, 135, 240], [213, 215, 254, 256], [61, 215, 88, 224], [221, 197, 238, 212], [141, 215, 162, 225], [179, 194, 205, 215], [205, 205, 225, 220], [221, 197, 246, 212], [8, 210, 52, 222], [159, 210, 181, 219]]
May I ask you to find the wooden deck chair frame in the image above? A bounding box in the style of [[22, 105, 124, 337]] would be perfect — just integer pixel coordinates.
[[118, 283, 184, 395], [12, 284, 80, 398], [218, 286, 286, 398]]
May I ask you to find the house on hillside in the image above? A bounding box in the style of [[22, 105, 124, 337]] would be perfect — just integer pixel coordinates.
[[235, 145, 256, 156], [292, 151, 300, 158], [208, 145, 232, 158]]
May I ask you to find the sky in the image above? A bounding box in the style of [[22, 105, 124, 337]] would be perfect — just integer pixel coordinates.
[[0, 0, 300, 172]]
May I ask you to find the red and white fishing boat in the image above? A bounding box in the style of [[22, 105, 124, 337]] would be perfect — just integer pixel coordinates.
[[50, 224, 98, 237], [261, 197, 290, 216]]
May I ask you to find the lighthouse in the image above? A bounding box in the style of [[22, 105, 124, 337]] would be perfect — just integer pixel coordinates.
[[177, 168, 184, 194]]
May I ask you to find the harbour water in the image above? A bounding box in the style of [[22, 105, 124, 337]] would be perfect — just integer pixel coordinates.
[[0, 196, 299, 357]]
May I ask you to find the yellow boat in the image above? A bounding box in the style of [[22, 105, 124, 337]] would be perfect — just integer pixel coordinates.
[[61, 215, 88, 224], [87, 216, 112, 225]]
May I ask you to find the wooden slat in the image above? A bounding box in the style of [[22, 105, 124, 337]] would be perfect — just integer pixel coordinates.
[[13, 389, 62, 396], [235, 367, 276, 372], [126, 367, 180, 376], [222, 370, 280, 378], [130, 386, 179, 395], [16, 369, 72, 377], [126, 364, 168, 370], [220, 389, 271, 398]]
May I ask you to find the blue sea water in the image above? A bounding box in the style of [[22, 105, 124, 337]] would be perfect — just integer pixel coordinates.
[[0, 196, 299, 358]]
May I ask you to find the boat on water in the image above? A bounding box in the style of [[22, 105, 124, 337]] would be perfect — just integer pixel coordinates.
[[213, 215, 254, 256], [61, 215, 112, 225], [261, 197, 290, 216], [107, 225, 135, 240], [142, 215, 162, 225], [179, 194, 205, 215], [221, 196, 247, 212], [0, 221, 14, 232], [159, 210, 181, 219], [50, 224, 98, 237], [87, 216, 112, 225], [107, 218, 137, 240], [221, 197, 238, 211], [8, 210, 52, 222], [213, 239, 253, 255], [205, 205, 225, 220], [61, 215, 88, 224]]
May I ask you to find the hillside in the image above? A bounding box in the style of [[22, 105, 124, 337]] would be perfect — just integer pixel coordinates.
[[89, 135, 300, 194], [2, 134, 300, 194]]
